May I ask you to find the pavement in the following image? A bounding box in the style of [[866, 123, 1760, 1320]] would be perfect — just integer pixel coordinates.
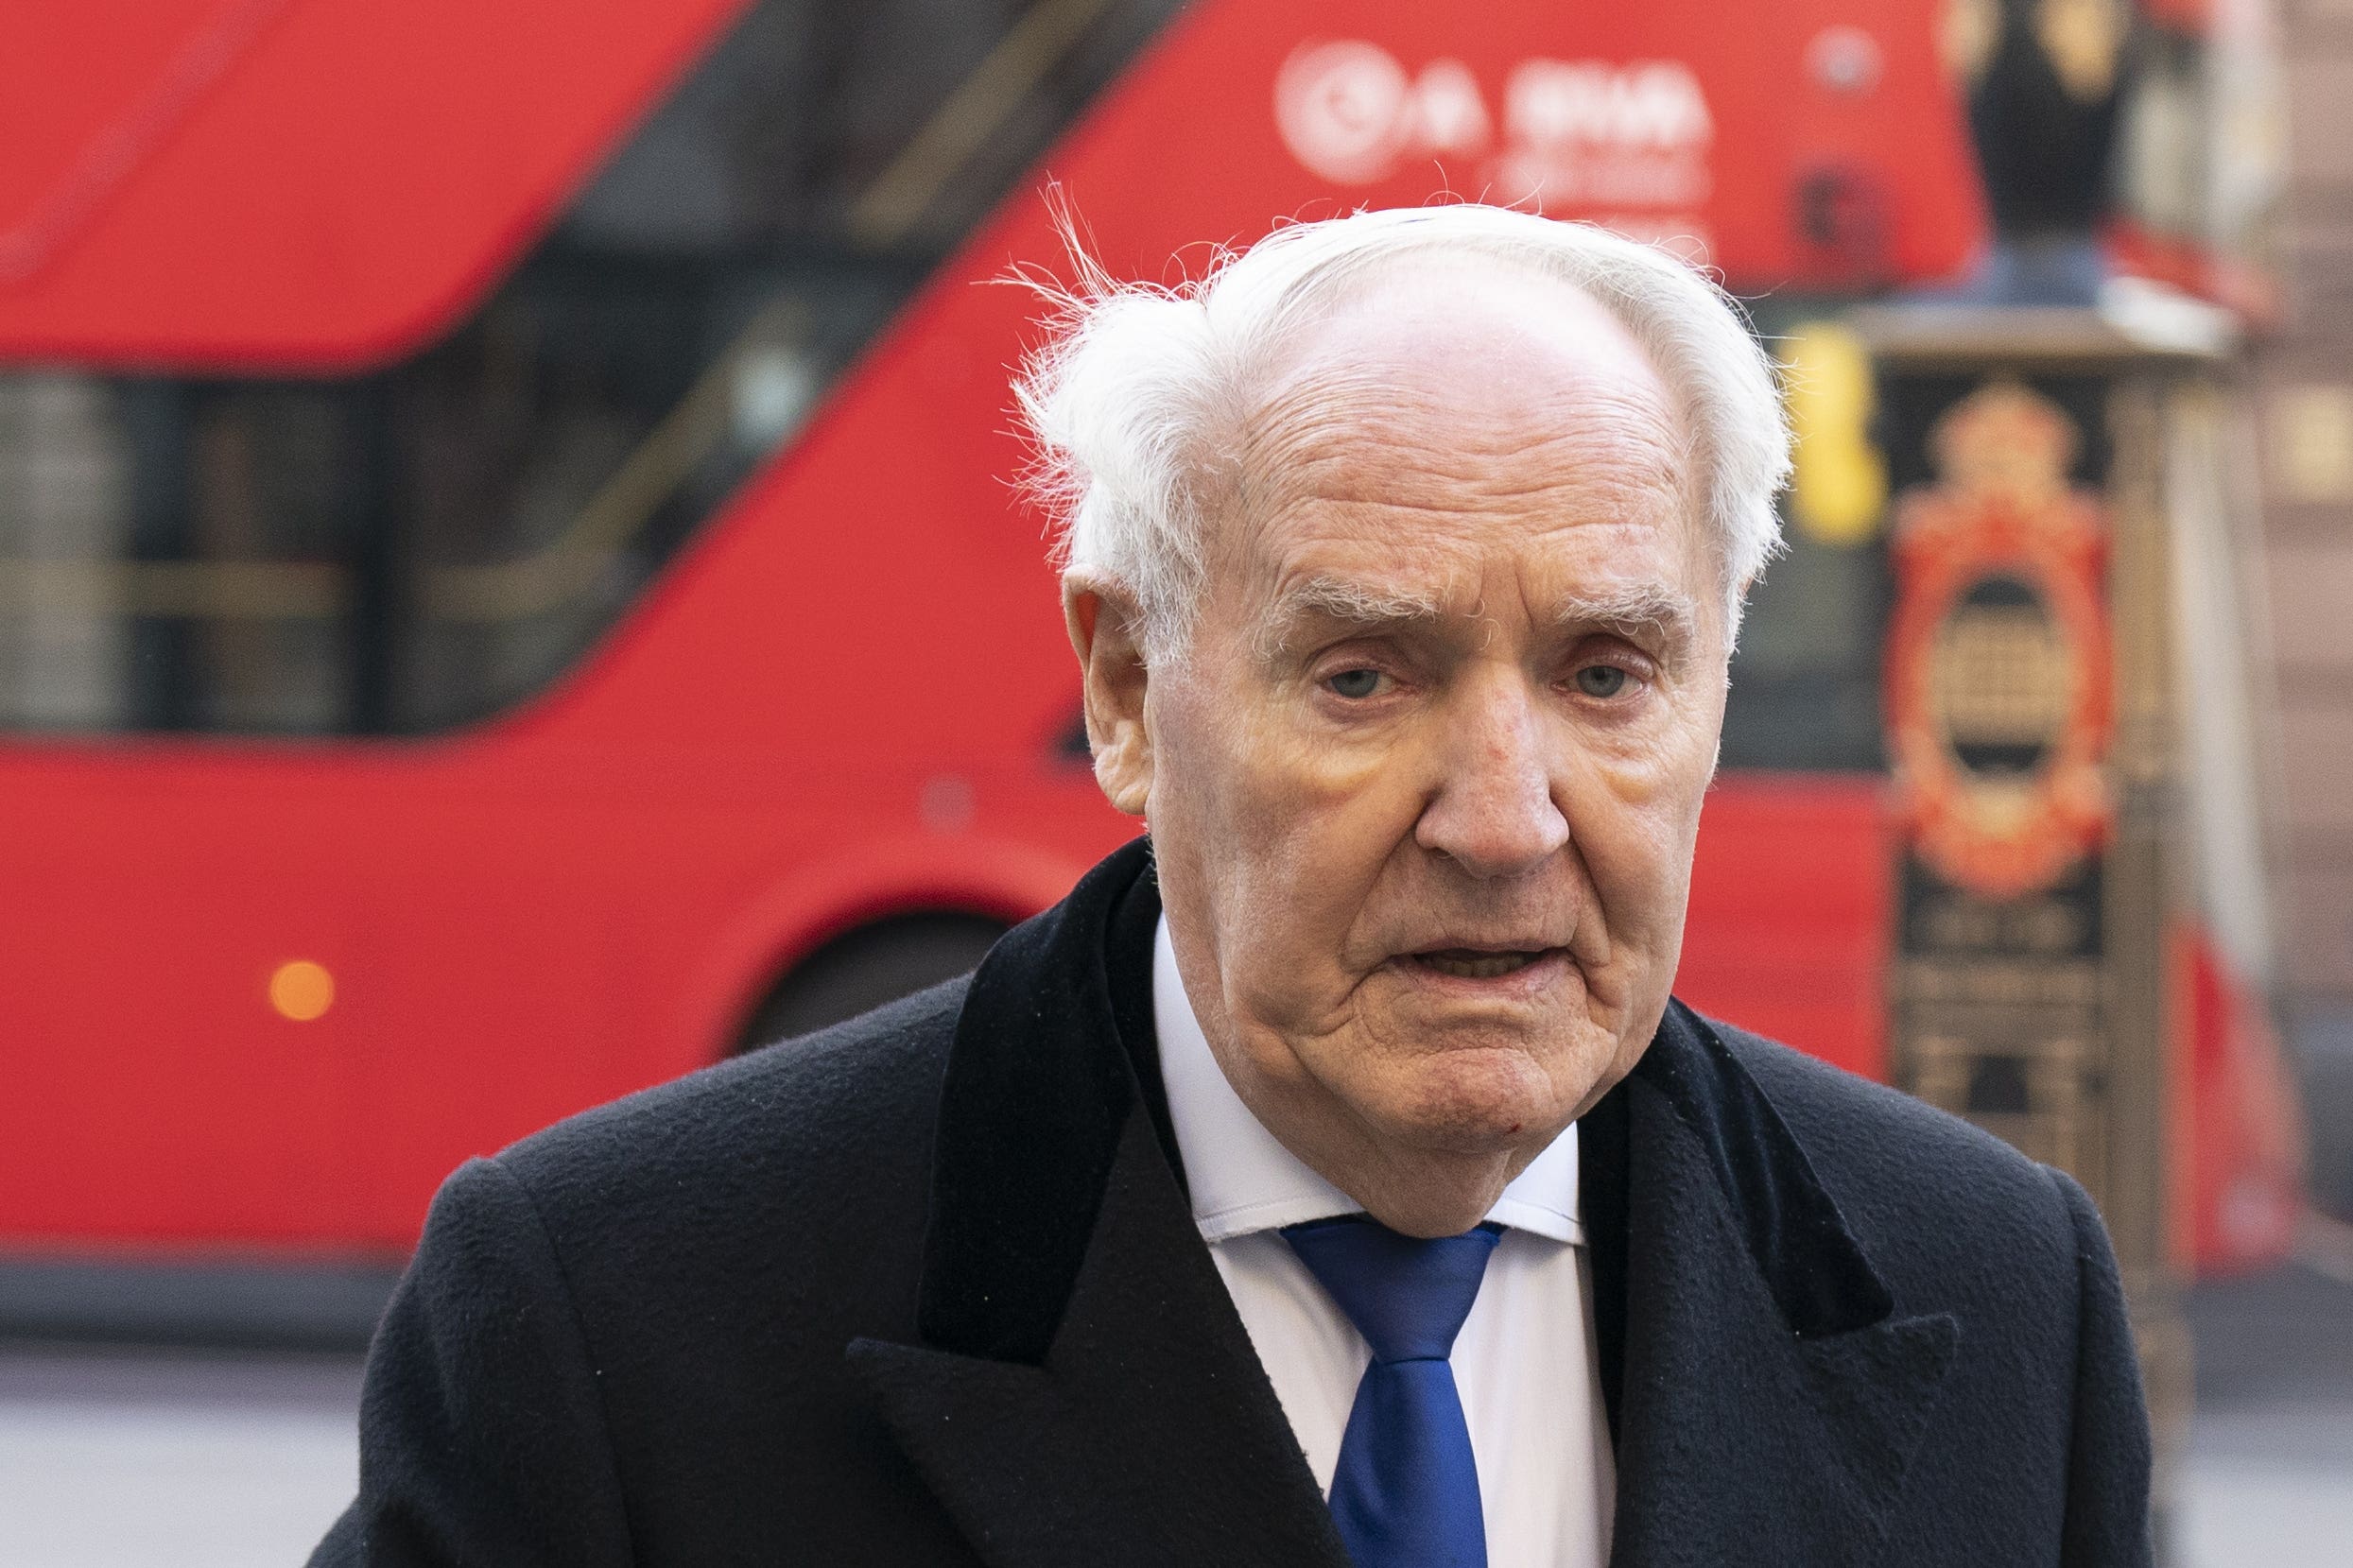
[[0, 1347, 357, 1567], [2175, 1254, 2353, 1565], [2, 1262, 2349, 1566]]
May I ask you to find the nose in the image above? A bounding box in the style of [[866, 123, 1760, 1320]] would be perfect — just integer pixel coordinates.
[[1413, 667, 1570, 880]]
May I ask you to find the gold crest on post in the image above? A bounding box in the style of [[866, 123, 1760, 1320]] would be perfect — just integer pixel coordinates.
[[1886, 379, 2113, 900]]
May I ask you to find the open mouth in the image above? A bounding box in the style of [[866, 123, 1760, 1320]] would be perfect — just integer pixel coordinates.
[[1410, 948, 1557, 980]]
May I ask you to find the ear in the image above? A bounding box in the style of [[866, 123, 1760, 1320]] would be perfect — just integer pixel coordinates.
[[1062, 574, 1153, 816]]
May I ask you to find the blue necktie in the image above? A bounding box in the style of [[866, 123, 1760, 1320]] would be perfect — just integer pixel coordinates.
[[1283, 1215, 1501, 1568]]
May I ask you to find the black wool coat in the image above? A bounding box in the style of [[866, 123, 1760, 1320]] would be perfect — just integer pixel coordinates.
[[313, 838, 2154, 1567]]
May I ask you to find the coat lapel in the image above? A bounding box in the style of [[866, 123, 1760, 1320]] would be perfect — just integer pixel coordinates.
[[846, 837, 1348, 1568], [1608, 1007, 1960, 1568], [850, 1111, 1350, 1568]]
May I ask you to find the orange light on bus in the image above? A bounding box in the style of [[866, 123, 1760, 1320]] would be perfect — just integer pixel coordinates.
[[268, 960, 336, 1022]]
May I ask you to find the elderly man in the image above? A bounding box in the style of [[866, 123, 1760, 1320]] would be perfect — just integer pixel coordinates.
[[316, 207, 2151, 1567]]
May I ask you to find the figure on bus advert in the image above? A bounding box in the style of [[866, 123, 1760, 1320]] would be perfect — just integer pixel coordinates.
[[314, 206, 2153, 1567]]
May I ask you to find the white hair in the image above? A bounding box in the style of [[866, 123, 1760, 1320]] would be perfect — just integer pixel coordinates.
[[1015, 204, 1791, 659]]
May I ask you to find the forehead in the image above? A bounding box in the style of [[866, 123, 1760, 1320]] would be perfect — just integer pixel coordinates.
[[1224, 262, 1699, 606]]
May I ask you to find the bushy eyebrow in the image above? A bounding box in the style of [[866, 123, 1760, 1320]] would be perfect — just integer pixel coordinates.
[[1550, 583, 1701, 666], [1255, 575, 1445, 660]]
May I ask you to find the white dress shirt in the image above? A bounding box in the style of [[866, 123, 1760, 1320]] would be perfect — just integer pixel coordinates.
[[1153, 917, 1615, 1568]]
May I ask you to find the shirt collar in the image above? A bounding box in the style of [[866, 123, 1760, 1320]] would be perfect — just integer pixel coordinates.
[[1152, 914, 1583, 1247]]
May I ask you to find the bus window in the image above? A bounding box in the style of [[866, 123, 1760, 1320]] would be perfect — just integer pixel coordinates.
[[0, 0, 1185, 735]]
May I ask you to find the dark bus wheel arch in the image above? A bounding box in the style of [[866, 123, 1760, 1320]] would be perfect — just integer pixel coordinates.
[[732, 911, 1010, 1055]]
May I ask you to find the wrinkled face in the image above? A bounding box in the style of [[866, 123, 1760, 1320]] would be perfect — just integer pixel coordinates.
[[1105, 262, 1732, 1230]]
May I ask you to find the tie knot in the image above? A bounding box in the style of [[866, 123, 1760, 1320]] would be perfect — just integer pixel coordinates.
[[1282, 1215, 1500, 1364]]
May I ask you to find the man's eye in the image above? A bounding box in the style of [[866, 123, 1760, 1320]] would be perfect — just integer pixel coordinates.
[[1326, 667, 1384, 699], [1574, 664, 1630, 698]]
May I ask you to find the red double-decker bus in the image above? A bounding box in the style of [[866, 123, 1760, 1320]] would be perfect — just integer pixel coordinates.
[[0, 0, 2302, 1299]]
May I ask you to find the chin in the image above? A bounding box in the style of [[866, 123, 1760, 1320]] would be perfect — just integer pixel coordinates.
[[1369, 1046, 1580, 1156]]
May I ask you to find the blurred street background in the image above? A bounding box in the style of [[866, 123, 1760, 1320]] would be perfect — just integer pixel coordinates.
[[6, 0, 2353, 1559]]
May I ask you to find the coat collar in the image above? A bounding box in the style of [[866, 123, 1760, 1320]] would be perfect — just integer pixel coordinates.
[[1606, 1005, 1960, 1567], [911, 834, 1174, 1366], [849, 840, 1955, 1568]]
